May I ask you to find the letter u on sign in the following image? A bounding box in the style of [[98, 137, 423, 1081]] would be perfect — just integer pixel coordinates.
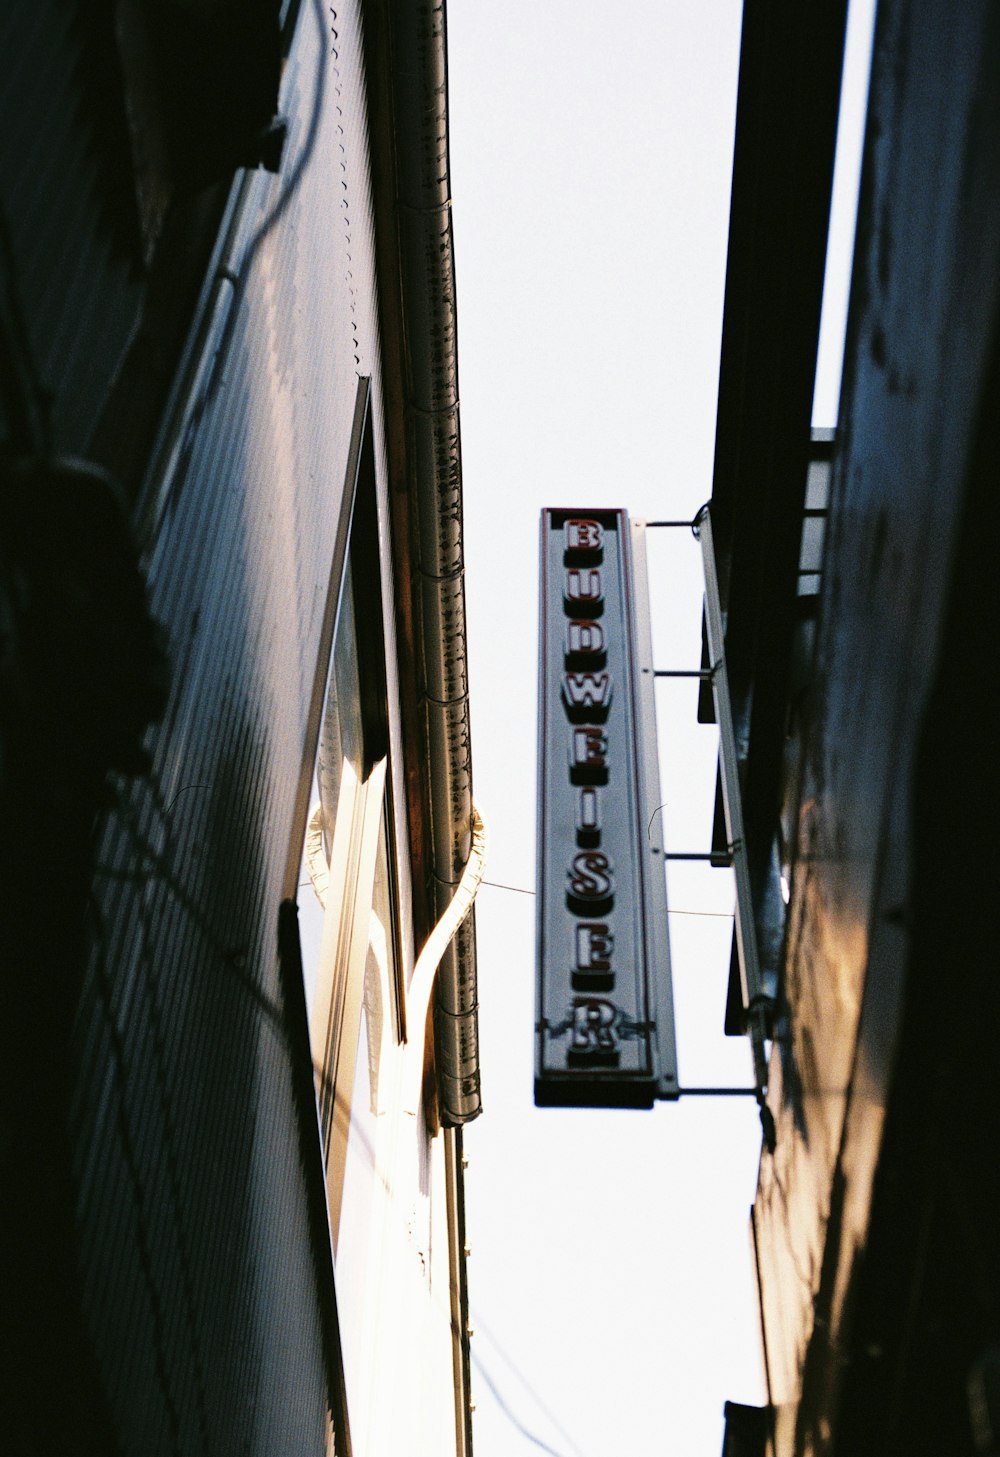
[[564, 568, 603, 613]]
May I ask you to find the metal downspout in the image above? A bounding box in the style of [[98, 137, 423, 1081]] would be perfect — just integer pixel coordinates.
[[388, 0, 480, 1124]]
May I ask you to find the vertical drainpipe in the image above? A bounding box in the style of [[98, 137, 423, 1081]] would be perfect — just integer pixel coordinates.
[[388, 0, 480, 1125]]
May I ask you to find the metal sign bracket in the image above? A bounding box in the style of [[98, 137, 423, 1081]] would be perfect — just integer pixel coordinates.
[[644, 508, 776, 1150]]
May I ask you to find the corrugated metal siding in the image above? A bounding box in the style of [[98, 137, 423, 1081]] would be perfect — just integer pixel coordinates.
[[0, 0, 144, 453], [68, 2, 384, 1451]]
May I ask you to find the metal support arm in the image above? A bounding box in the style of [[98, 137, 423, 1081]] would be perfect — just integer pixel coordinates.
[[694, 505, 772, 1105]]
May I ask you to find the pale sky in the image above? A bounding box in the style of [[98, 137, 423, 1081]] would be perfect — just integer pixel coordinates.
[[447, 1, 876, 1453]]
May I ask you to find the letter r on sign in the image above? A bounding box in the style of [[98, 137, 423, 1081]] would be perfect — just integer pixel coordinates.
[[569, 998, 619, 1059]]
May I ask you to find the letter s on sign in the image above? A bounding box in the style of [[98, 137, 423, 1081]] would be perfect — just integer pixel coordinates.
[[566, 851, 613, 914]]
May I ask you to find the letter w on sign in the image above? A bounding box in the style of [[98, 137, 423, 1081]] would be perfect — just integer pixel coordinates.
[[561, 671, 613, 723]]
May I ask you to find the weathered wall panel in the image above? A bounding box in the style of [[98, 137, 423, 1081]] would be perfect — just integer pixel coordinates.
[[66, 2, 391, 1450], [753, 3, 1000, 1451], [0, 1, 144, 452]]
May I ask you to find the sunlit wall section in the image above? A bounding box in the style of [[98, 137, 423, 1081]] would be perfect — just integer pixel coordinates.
[[708, 1, 1000, 1453], [47, 0, 478, 1451]]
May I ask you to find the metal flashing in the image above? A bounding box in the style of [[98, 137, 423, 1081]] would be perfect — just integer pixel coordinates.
[[364, 0, 480, 1125]]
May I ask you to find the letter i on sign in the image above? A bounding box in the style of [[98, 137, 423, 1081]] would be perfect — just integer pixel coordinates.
[[576, 786, 600, 846]]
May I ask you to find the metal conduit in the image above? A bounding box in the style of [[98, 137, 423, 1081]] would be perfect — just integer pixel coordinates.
[[403, 802, 487, 1114], [304, 803, 486, 1123]]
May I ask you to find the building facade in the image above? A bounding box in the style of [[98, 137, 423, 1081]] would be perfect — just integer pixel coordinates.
[[0, 2, 479, 1454], [708, 2, 1000, 1453]]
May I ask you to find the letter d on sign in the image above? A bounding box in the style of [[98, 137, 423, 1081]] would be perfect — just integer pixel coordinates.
[[565, 620, 606, 669]]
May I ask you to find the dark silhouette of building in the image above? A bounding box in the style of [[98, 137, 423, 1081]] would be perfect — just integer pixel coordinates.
[[1, 2, 479, 1453], [711, 2, 1000, 1453]]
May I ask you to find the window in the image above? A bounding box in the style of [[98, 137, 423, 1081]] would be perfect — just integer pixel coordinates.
[[293, 376, 449, 1457], [297, 377, 403, 1235]]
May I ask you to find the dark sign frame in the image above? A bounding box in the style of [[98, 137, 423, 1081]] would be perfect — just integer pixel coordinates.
[[535, 509, 678, 1107]]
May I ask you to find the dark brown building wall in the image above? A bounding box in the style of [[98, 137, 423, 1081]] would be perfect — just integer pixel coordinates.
[[750, 3, 1000, 1452]]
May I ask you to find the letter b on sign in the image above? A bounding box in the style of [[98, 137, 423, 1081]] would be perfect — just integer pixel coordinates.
[[564, 518, 604, 563]]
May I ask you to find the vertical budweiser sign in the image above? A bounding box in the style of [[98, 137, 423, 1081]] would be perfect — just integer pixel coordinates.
[[535, 509, 678, 1107]]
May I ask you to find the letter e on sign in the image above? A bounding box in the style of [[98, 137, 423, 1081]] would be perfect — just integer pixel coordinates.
[[569, 727, 608, 785], [573, 923, 614, 991]]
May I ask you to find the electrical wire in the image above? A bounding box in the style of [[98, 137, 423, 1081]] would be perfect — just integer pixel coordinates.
[[470, 1356, 584, 1457], [467, 1309, 594, 1457], [480, 878, 733, 917], [204, 0, 327, 406]]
